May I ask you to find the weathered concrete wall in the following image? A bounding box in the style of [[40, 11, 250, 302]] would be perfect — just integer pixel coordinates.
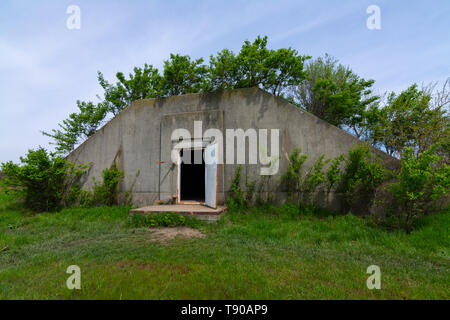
[[67, 87, 394, 210]]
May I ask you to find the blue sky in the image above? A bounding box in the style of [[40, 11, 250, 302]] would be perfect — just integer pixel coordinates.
[[1, 0, 449, 163]]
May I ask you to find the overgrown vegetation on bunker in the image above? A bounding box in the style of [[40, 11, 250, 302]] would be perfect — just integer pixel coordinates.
[[40, 36, 449, 159], [1, 141, 448, 234], [0, 36, 448, 235], [227, 144, 448, 233]]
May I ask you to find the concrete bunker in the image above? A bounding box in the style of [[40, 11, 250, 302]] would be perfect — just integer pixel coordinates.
[[66, 87, 395, 218]]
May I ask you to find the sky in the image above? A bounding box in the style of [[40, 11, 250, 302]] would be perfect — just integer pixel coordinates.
[[0, 0, 449, 163]]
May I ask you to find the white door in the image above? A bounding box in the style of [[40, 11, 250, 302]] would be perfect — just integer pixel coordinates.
[[204, 143, 218, 208], [176, 150, 181, 203]]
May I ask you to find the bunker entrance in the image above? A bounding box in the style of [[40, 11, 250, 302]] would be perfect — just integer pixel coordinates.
[[179, 148, 205, 201]]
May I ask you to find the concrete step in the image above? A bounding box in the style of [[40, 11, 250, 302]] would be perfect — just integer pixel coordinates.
[[129, 204, 227, 222]]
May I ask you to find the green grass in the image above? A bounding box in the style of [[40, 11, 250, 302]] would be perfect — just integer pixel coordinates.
[[0, 191, 448, 299]]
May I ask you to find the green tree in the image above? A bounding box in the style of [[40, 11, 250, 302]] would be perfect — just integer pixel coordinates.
[[208, 36, 309, 96], [42, 100, 108, 154], [294, 54, 379, 137], [98, 64, 164, 115], [162, 54, 208, 96], [368, 81, 450, 158], [207, 49, 239, 91], [262, 46, 310, 96], [44, 36, 310, 155]]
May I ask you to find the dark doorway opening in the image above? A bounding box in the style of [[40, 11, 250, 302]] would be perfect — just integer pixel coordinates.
[[180, 148, 205, 201]]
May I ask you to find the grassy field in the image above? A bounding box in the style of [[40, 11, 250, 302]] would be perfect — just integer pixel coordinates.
[[0, 191, 448, 299]]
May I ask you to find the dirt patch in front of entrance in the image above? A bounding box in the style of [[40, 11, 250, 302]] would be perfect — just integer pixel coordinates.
[[148, 227, 205, 244]]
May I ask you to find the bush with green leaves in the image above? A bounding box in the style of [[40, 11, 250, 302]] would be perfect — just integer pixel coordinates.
[[281, 148, 308, 201], [92, 164, 124, 206], [0, 147, 89, 212], [228, 165, 275, 209], [302, 154, 330, 205], [324, 154, 345, 203], [255, 175, 275, 207], [244, 175, 256, 207], [61, 164, 129, 208], [338, 144, 387, 212], [65, 183, 94, 208], [281, 145, 387, 213], [281, 149, 338, 205], [228, 165, 244, 208], [387, 145, 449, 233]]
